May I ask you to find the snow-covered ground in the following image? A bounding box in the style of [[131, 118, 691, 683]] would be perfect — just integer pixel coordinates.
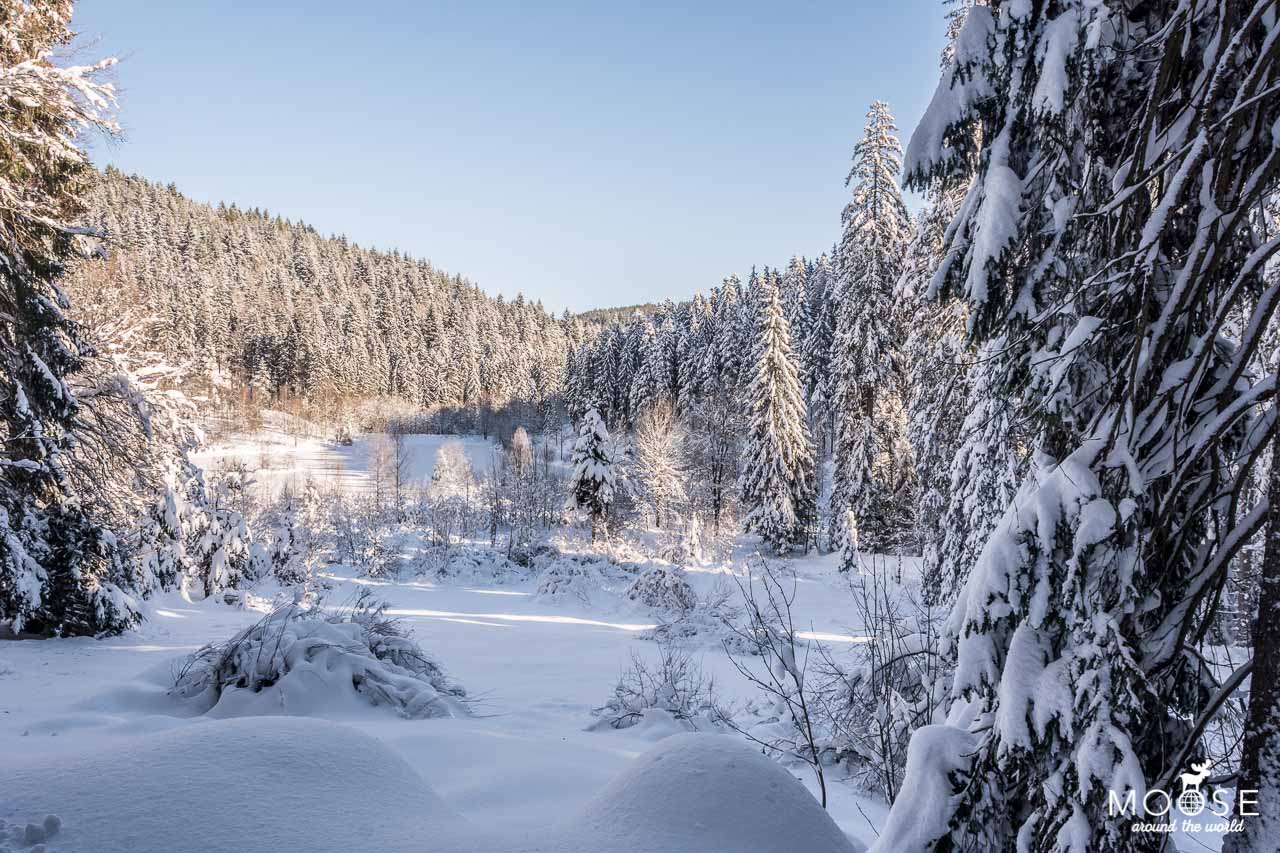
[[1, 552, 887, 852], [0, 426, 1226, 852], [191, 420, 499, 498]]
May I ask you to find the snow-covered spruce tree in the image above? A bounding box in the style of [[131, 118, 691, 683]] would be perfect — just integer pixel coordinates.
[[263, 485, 313, 586], [186, 471, 256, 600], [901, 192, 972, 578], [923, 343, 1024, 605], [138, 457, 204, 593], [904, 5, 985, 587], [712, 274, 748, 393], [627, 320, 659, 422], [874, 4, 1280, 852], [564, 345, 589, 424], [677, 294, 710, 404], [739, 270, 816, 554], [652, 303, 683, 408], [828, 101, 911, 555], [781, 256, 812, 374], [568, 406, 616, 540], [0, 3, 143, 635], [801, 252, 838, 454]]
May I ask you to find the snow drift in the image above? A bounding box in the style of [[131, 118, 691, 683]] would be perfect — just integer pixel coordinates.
[[564, 732, 857, 853], [2, 722, 857, 853], [1, 717, 469, 853]]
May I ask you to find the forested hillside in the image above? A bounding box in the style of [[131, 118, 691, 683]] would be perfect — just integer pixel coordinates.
[[70, 168, 579, 415]]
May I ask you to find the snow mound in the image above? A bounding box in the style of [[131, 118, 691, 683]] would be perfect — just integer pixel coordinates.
[[0, 813, 62, 851], [4, 723, 857, 853], [2, 717, 469, 853], [564, 732, 857, 853], [171, 598, 468, 719]]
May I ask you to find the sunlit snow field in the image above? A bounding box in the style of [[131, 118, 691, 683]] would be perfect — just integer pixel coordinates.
[[0, 428, 1223, 853]]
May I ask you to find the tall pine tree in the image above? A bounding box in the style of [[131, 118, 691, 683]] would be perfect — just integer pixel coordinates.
[[739, 270, 815, 554], [875, 3, 1280, 850], [0, 1, 143, 635], [828, 101, 911, 555]]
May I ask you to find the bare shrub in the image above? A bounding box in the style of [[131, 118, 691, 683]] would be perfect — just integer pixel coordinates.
[[814, 554, 947, 803], [721, 560, 828, 808], [593, 640, 720, 731]]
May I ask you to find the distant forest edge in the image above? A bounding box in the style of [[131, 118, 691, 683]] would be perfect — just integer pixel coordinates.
[[67, 167, 598, 430]]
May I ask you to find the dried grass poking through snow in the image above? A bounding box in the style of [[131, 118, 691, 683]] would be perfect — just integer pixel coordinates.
[[171, 590, 468, 719]]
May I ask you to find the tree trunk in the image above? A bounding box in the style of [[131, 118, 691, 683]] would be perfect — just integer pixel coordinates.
[[1227, 444, 1280, 851]]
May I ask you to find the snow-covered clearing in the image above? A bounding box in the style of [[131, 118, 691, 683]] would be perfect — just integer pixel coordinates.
[[192, 421, 499, 498], [0, 428, 1220, 852], [1, 551, 885, 852]]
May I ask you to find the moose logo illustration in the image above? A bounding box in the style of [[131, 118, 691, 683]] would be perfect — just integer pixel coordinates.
[[1176, 760, 1211, 816]]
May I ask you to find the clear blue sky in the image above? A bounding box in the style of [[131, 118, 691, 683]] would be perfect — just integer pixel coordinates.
[[72, 1, 949, 313]]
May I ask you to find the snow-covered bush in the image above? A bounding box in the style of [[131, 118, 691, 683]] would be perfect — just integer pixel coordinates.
[[625, 564, 696, 614], [184, 469, 260, 600], [415, 544, 527, 583], [328, 492, 389, 573], [640, 579, 751, 653], [171, 591, 467, 719], [536, 556, 603, 604], [591, 641, 720, 731], [137, 458, 263, 603], [137, 458, 203, 593], [260, 485, 318, 586]]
